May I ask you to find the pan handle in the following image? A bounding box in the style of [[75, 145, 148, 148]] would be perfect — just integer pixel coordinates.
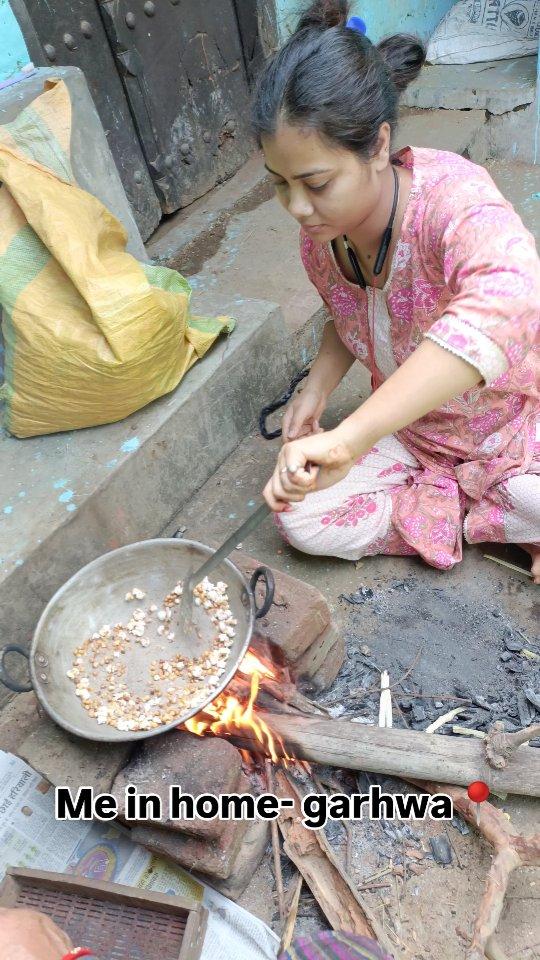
[[0, 645, 33, 693], [250, 567, 275, 620]]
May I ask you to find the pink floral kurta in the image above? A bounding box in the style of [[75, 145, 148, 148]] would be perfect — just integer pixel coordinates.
[[278, 147, 540, 569]]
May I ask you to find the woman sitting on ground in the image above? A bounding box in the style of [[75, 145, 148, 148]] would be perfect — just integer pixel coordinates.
[[255, 0, 540, 581]]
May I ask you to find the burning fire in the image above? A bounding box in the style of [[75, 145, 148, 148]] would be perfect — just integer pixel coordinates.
[[185, 649, 287, 763], [238, 650, 276, 679]]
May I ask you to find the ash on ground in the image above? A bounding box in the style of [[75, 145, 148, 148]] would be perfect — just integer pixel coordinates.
[[309, 575, 539, 738]]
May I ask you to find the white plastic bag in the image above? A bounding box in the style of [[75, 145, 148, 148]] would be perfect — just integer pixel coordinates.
[[427, 0, 539, 64]]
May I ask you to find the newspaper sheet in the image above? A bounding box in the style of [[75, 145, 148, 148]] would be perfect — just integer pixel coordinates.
[[0, 750, 278, 960]]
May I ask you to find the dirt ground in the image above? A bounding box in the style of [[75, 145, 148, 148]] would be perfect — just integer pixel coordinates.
[[164, 365, 540, 960]]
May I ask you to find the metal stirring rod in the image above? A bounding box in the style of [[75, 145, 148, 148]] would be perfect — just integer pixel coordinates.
[[176, 502, 272, 636]]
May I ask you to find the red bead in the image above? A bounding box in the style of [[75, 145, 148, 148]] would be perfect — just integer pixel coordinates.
[[467, 780, 490, 803]]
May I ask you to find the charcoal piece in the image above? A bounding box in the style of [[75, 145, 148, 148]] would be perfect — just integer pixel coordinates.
[[517, 692, 535, 727], [454, 683, 472, 699], [451, 816, 470, 836], [472, 695, 492, 711], [524, 688, 540, 712], [399, 699, 413, 711], [392, 581, 412, 592], [504, 636, 524, 653], [457, 712, 487, 729], [324, 820, 343, 843], [492, 610, 501, 617], [381, 822, 398, 840], [434, 701, 444, 710], [402, 824, 421, 841], [507, 660, 525, 674], [412, 705, 427, 723], [430, 835, 452, 866], [339, 587, 374, 605], [500, 652, 513, 663]]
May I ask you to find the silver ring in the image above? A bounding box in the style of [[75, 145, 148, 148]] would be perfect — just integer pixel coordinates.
[[280, 464, 300, 476]]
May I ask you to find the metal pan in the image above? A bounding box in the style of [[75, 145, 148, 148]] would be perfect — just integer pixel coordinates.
[[0, 538, 274, 743]]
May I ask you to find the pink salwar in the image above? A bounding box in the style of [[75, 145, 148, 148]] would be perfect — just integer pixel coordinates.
[[278, 148, 540, 570]]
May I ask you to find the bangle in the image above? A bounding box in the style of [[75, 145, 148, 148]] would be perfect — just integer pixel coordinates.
[[61, 950, 93, 959]]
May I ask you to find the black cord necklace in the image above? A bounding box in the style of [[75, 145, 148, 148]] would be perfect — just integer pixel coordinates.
[[343, 165, 400, 289]]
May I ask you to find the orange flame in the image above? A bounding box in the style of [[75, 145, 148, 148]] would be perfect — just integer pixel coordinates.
[[238, 650, 276, 679], [185, 650, 287, 763]]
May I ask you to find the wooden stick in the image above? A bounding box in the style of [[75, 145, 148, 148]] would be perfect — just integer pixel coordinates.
[[233, 712, 540, 796], [266, 760, 286, 925], [406, 779, 540, 960], [486, 721, 540, 769], [274, 770, 394, 958], [262, 678, 327, 716], [485, 936, 511, 960], [425, 707, 467, 733], [483, 554, 533, 578], [452, 725, 487, 739], [278, 873, 303, 955]]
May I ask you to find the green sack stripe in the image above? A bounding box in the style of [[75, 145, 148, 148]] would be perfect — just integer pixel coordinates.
[[3, 107, 73, 182], [189, 315, 236, 335], [1, 310, 17, 434], [142, 262, 193, 303], [0, 225, 51, 314], [141, 264, 235, 335]]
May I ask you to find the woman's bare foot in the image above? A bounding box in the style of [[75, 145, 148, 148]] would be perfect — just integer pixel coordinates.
[[519, 544, 540, 585]]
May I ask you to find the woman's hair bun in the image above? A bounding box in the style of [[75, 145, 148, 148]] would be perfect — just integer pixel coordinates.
[[377, 34, 426, 92], [296, 0, 350, 31]]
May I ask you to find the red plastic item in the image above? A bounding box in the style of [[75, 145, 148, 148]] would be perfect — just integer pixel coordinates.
[[61, 950, 93, 960], [467, 780, 490, 803]]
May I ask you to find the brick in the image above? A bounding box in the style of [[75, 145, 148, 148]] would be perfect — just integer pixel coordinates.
[[293, 624, 345, 692], [131, 773, 251, 880], [233, 552, 331, 661], [0, 692, 42, 755], [203, 817, 269, 901], [17, 716, 132, 793], [112, 731, 243, 840]]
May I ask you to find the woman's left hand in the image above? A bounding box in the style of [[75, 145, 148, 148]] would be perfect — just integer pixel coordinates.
[[263, 429, 357, 512]]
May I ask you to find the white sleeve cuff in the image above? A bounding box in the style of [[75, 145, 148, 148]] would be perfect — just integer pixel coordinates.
[[425, 315, 509, 385]]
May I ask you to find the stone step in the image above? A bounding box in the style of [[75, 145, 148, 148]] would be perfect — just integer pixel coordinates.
[[395, 108, 486, 155], [484, 160, 540, 238], [402, 56, 537, 115]]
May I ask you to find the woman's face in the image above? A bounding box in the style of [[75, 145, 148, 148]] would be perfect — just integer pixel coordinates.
[[262, 121, 390, 243]]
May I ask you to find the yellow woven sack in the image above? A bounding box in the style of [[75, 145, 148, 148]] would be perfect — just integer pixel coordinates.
[[0, 80, 234, 438]]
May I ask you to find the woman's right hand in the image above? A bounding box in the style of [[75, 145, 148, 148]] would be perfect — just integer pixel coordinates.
[[282, 386, 327, 442]]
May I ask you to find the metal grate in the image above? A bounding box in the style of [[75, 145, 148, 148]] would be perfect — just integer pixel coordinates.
[[16, 880, 187, 960]]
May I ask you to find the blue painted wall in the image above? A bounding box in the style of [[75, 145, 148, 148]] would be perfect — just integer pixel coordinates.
[[0, 0, 31, 83], [276, 0, 455, 44]]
